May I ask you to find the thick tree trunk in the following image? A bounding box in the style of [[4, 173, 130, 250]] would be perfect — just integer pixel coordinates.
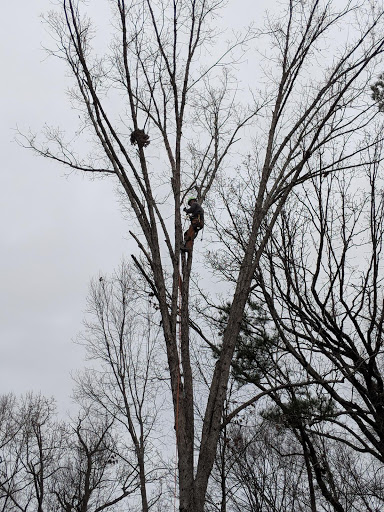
[[178, 253, 196, 511]]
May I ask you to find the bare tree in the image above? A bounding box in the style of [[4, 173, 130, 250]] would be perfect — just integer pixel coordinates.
[[0, 394, 20, 512], [74, 264, 165, 511], [0, 393, 59, 512], [215, 415, 384, 512], [50, 409, 132, 512], [217, 422, 316, 512], [21, 0, 384, 509], [0, 394, 150, 512], [253, 137, 384, 505]]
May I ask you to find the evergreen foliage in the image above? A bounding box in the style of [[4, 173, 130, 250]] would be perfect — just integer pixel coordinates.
[[261, 392, 336, 429], [371, 73, 384, 110], [214, 300, 278, 385]]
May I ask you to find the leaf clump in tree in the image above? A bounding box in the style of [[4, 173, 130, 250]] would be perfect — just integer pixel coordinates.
[[130, 129, 150, 148]]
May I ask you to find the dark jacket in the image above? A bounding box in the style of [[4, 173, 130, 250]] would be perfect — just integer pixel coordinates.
[[185, 202, 204, 221]]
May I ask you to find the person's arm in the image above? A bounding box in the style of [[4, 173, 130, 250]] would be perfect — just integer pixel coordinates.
[[184, 203, 198, 215]]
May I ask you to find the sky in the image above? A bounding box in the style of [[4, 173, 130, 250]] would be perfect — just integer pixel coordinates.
[[1, 0, 267, 416], [1, 1, 131, 414]]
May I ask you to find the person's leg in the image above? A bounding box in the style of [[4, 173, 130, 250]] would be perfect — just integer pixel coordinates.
[[192, 218, 203, 237], [182, 224, 195, 251], [182, 219, 204, 252]]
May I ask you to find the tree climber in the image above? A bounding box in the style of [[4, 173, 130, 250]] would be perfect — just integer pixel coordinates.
[[181, 197, 204, 252]]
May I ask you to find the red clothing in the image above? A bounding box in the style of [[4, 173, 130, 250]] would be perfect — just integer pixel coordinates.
[[184, 217, 204, 250]]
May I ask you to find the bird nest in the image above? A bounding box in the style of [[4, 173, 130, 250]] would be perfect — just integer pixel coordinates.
[[130, 129, 150, 148]]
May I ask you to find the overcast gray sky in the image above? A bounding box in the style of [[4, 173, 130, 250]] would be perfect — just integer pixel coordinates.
[[1, 0, 267, 415], [1, 1, 132, 415]]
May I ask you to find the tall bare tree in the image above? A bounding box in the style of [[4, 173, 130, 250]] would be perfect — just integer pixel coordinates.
[[74, 264, 165, 511], [253, 136, 384, 503], [21, 0, 384, 509]]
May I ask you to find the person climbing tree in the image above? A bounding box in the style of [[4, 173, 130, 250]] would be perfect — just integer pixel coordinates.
[[181, 197, 204, 252]]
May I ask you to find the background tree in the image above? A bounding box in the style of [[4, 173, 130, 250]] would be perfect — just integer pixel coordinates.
[[214, 415, 384, 512], [206, 155, 384, 509], [0, 394, 59, 512], [237, 138, 384, 509], [50, 409, 132, 512], [74, 264, 166, 511], [256, 143, 384, 462], [0, 394, 154, 512], [20, 0, 384, 509]]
